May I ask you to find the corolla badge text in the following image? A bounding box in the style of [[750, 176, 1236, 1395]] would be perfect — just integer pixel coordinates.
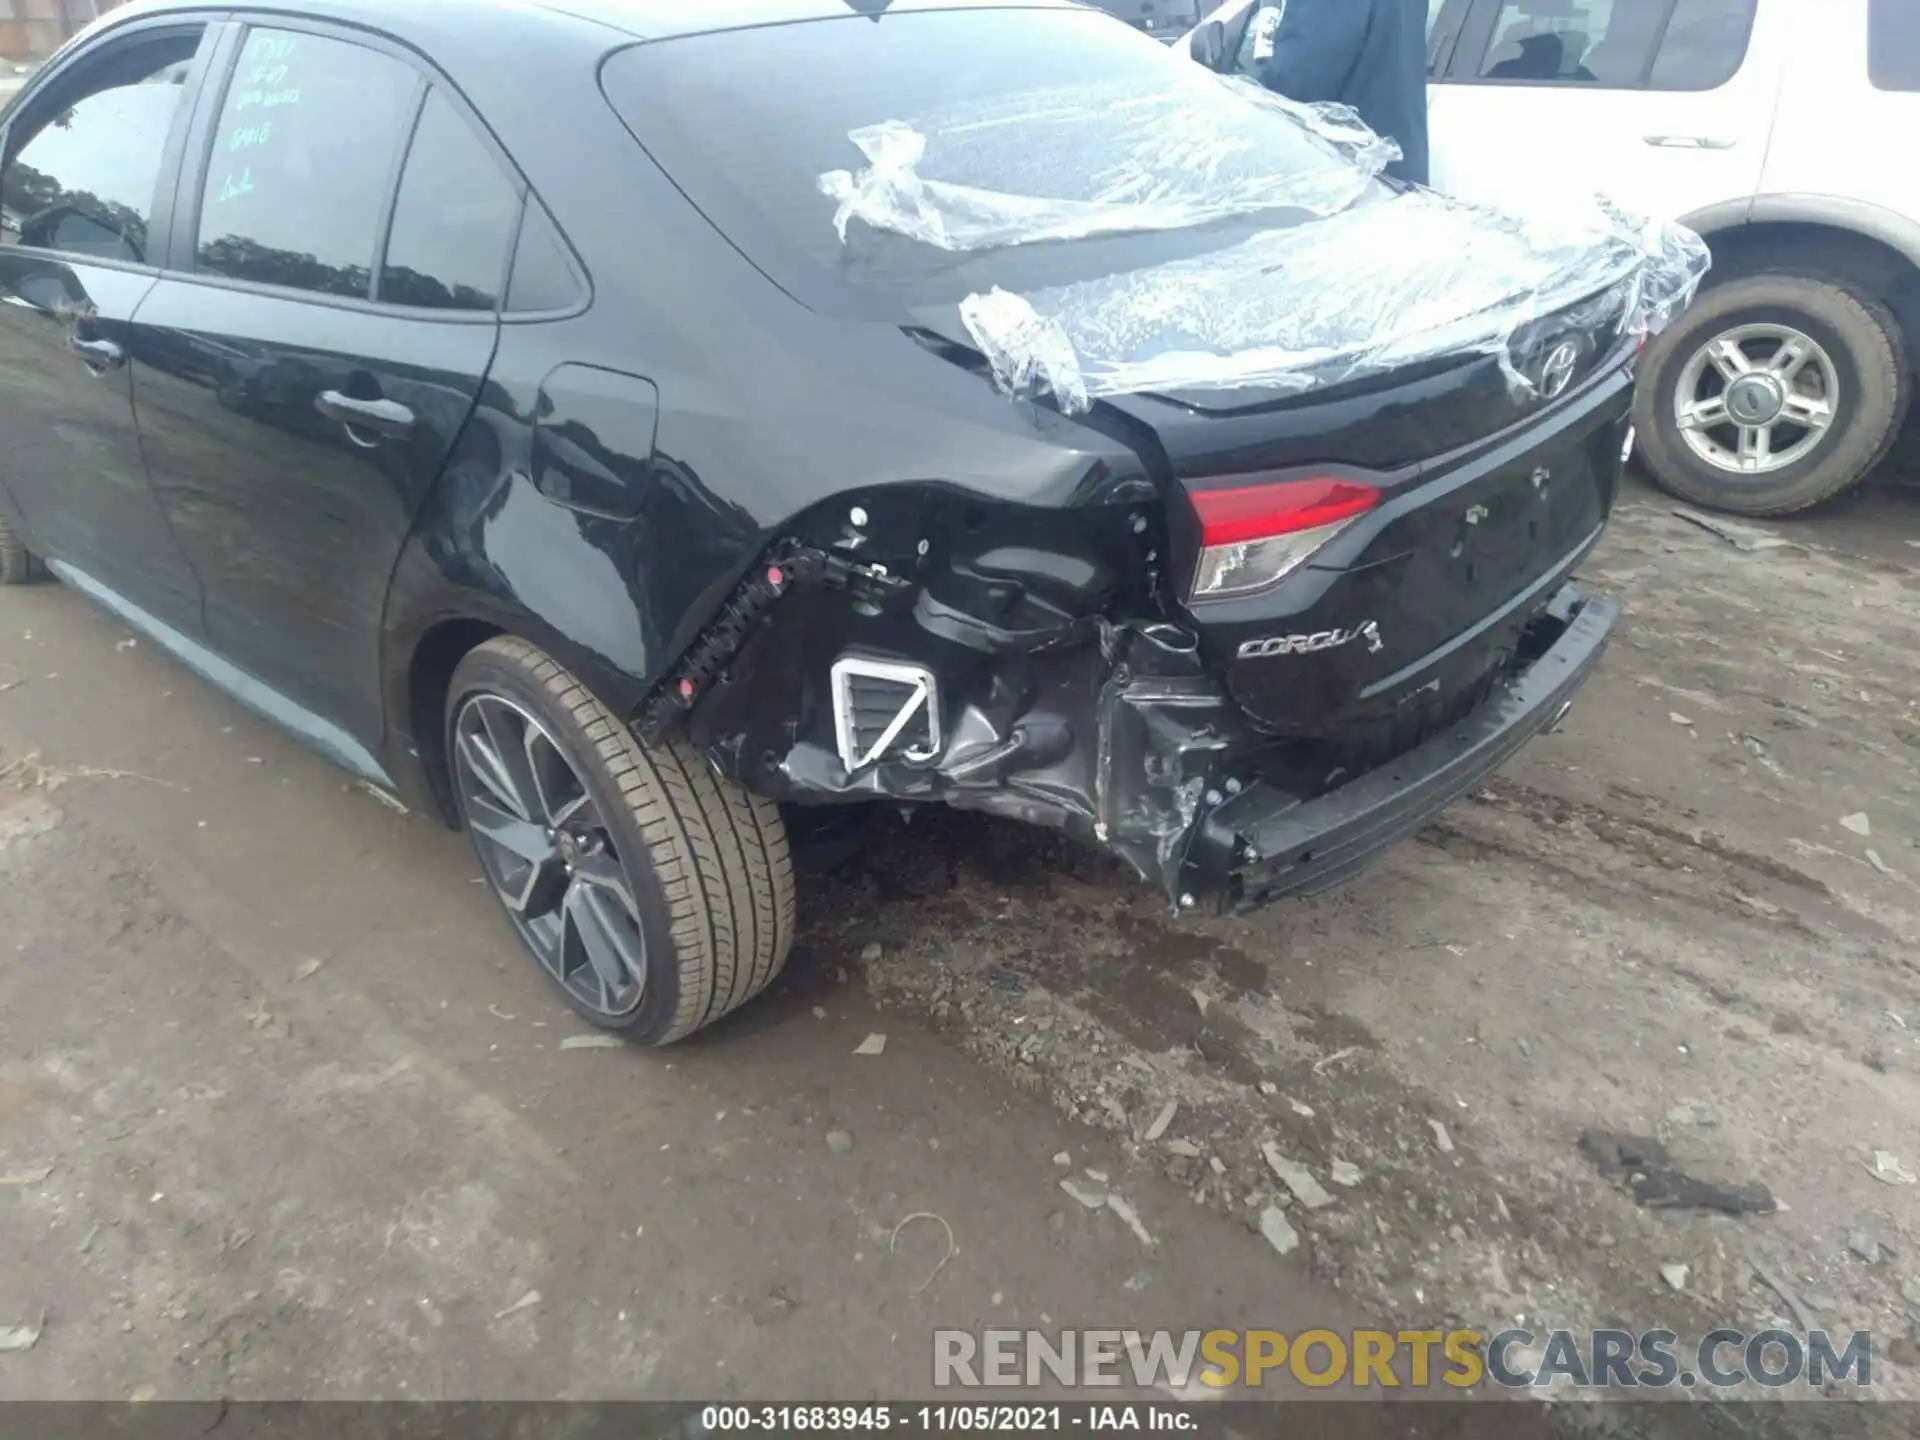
[[1238, 621, 1385, 660]]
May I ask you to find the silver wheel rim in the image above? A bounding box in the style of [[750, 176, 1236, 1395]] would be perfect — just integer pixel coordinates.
[[453, 693, 649, 1018], [1672, 323, 1839, 477]]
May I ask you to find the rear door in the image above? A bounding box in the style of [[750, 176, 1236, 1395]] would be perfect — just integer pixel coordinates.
[[1760, 0, 1920, 229], [1429, 0, 1782, 221], [134, 19, 522, 759], [0, 20, 209, 631]]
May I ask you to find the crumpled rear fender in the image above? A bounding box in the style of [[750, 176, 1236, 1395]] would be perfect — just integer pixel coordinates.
[[647, 479, 1257, 902]]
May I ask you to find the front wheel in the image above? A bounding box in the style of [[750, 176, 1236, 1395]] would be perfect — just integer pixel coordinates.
[[447, 636, 795, 1045], [1633, 274, 1910, 517]]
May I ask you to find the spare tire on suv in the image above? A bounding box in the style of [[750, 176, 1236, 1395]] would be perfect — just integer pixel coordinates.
[[1633, 273, 1911, 517]]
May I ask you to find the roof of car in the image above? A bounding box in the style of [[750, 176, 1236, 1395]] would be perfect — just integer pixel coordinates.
[[103, 0, 1079, 45], [540, 0, 1076, 40]]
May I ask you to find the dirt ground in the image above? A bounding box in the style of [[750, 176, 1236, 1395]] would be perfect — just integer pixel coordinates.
[[0, 585, 1373, 1404], [1, 467, 1917, 1419], [850, 469, 1920, 1395]]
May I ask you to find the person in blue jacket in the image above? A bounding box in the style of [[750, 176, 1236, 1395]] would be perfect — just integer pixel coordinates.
[[1255, 0, 1431, 187]]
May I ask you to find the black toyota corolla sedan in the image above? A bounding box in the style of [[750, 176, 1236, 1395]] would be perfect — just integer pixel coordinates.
[[0, 0, 1702, 1043]]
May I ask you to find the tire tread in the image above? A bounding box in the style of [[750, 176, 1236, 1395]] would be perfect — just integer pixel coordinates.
[[1635, 274, 1908, 517], [456, 636, 794, 1044], [0, 512, 42, 586]]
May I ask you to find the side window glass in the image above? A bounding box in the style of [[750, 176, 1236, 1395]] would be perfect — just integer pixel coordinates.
[[505, 200, 582, 314], [195, 28, 417, 299], [1477, 0, 1670, 87], [0, 32, 202, 264], [380, 89, 521, 311], [1870, 0, 1920, 93], [1647, 0, 1757, 91]]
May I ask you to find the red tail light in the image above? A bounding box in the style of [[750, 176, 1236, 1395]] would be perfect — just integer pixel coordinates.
[[1189, 478, 1382, 601], [1193, 479, 1383, 546]]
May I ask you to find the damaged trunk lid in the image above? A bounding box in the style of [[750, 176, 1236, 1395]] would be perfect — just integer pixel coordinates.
[[1087, 281, 1637, 749]]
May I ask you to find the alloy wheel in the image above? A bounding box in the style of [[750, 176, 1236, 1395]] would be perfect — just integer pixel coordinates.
[[1672, 323, 1840, 477], [453, 692, 648, 1018]]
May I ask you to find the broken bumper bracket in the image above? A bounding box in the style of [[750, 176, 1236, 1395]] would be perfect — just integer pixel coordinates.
[[1185, 585, 1621, 914]]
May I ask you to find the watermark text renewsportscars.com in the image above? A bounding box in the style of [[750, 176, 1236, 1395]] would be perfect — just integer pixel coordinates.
[[933, 1328, 1875, 1391]]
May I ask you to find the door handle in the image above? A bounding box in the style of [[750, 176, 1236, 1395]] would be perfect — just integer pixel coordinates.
[[68, 335, 127, 371], [316, 390, 416, 443], [1644, 134, 1737, 150]]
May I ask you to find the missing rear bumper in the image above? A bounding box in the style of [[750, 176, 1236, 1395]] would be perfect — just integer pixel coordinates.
[[667, 502, 1616, 917], [1182, 585, 1620, 914]]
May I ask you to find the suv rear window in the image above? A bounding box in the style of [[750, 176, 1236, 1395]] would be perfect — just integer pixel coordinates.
[[1648, 0, 1758, 90], [599, 9, 1364, 311], [1871, 0, 1920, 92]]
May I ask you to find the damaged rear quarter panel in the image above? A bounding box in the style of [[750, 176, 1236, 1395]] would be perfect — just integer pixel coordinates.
[[675, 462, 1259, 901]]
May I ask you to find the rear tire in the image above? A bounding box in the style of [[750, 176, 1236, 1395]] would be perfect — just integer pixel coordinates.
[[0, 512, 44, 586], [1634, 274, 1909, 517], [447, 636, 795, 1045]]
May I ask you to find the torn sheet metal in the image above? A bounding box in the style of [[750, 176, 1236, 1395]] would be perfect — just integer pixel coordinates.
[[956, 189, 1709, 413], [769, 622, 1236, 903], [818, 73, 1397, 252]]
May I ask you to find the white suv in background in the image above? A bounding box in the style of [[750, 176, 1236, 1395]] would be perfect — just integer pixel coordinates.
[[1184, 0, 1920, 517]]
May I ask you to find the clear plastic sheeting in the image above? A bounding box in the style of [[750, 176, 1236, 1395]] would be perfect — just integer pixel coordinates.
[[1609, 196, 1713, 341], [816, 59, 1709, 416], [956, 189, 1711, 414], [817, 74, 1398, 252]]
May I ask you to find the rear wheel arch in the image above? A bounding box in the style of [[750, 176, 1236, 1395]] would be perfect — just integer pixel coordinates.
[[405, 617, 508, 826], [1690, 217, 1920, 372], [395, 601, 658, 826]]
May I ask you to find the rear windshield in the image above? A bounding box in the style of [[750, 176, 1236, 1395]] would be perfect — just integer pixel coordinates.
[[599, 7, 1366, 314]]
